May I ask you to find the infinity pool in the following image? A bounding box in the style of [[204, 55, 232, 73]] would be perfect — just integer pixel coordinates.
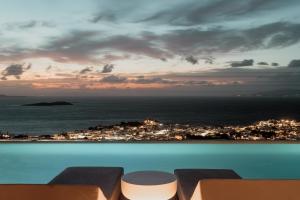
[[1, 143, 300, 183]]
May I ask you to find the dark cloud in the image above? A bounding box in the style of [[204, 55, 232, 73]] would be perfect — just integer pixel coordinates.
[[80, 67, 93, 74], [2, 66, 300, 96], [141, 0, 296, 26], [185, 56, 198, 65], [55, 73, 75, 78], [34, 30, 171, 63], [89, 0, 146, 24], [164, 66, 300, 96], [161, 22, 300, 55], [133, 76, 177, 84], [6, 20, 54, 30], [231, 59, 254, 67], [46, 66, 52, 71], [101, 75, 128, 83], [1, 64, 31, 80], [288, 60, 300, 68], [41, 22, 300, 62], [2, 21, 300, 65], [26, 63, 32, 70], [102, 54, 130, 62], [90, 12, 116, 23], [99, 75, 178, 85], [201, 56, 215, 64], [257, 62, 269, 65], [20, 21, 38, 29], [101, 64, 114, 73], [182, 80, 242, 86]]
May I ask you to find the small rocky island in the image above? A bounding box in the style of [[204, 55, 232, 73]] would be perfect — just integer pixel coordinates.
[[22, 101, 73, 106]]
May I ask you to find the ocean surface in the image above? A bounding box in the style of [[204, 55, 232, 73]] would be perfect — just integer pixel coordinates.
[[1, 143, 300, 183], [1, 96, 300, 135]]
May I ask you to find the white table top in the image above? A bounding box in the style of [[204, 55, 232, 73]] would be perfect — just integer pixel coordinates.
[[122, 171, 177, 185], [121, 171, 177, 200]]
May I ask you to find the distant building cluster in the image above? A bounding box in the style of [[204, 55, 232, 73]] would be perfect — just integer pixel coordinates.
[[184, 119, 300, 141], [1, 119, 300, 142]]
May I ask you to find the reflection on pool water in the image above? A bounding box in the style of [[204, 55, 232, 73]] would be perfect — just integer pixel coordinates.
[[1, 143, 300, 183]]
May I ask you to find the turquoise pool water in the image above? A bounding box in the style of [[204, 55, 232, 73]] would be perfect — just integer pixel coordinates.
[[1, 143, 300, 183]]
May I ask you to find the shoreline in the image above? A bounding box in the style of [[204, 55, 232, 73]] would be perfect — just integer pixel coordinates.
[[1, 139, 300, 144], [2, 119, 300, 143]]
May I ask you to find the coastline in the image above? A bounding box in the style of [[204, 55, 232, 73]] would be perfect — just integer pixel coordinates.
[[2, 119, 300, 143], [1, 140, 300, 144]]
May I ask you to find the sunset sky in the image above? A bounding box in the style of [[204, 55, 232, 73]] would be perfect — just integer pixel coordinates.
[[0, 0, 300, 96]]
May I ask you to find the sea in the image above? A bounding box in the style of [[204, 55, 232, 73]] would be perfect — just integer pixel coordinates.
[[1, 97, 300, 183], [1, 96, 300, 135]]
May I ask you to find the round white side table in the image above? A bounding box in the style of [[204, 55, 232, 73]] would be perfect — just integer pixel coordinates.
[[121, 171, 177, 200]]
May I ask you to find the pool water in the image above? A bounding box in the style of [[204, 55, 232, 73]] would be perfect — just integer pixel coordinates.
[[1, 143, 300, 183]]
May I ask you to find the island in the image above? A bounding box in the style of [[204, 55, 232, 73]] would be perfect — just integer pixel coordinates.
[[22, 101, 73, 106]]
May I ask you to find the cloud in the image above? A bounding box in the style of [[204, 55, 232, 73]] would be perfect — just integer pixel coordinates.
[[1, 21, 300, 65], [231, 59, 254, 67], [2, 66, 300, 96], [100, 75, 128, 83], [90, 12, 116, 23], [160, 22, 300, 55], [55, 73, 76, 78], [26, 63, 32, 70], [257, 62, 269, 65], [101, 64, 114, 73], [140, 0, 297, 26], [202, 56, 215, 64], [46, 65, 52, 71], [5, 20, 55, 30], [80, 67, 93, 74], [163, 66, 300, 96], [132, 76, 242, 87], [133, 76, 177, 84], [1, 19, 300, 66], [102, 54, 130, 62], [288, 60, 300, 68], [185, 56, 198, 65], [160, 58, 167, 62], [31, 30, 172, 64], [1, 64, 31, 80], [19, 21, 39, 29], [88, 0, 146, 24], [42, 22, 300, 62], [99, 75, 178, 85]]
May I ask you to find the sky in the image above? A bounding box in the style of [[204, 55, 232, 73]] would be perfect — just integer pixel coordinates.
[[0, 0, 300, 96]]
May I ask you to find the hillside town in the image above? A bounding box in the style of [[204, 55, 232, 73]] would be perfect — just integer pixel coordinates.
[[1, 119, 300, 142]]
